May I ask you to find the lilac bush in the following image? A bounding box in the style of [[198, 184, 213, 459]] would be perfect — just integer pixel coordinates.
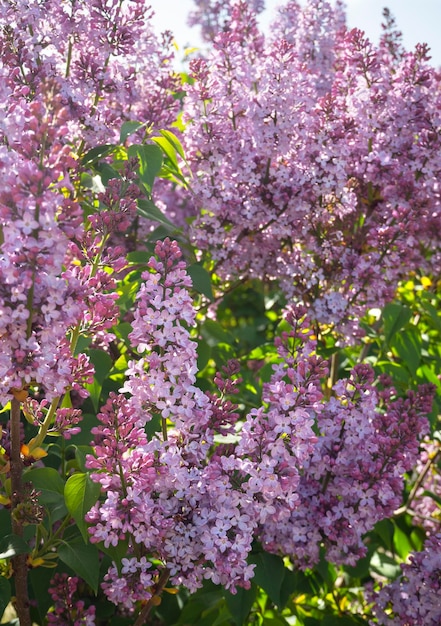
[[0, 0, 440, 624]]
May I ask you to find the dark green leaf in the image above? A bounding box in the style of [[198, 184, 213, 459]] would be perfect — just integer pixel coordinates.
[[382, 303, 412, 344], [250, 552, 286, 607], [201, 319, 235, 347], [58, 537, 100, 593], [84, 378, 102, 412], [64, 473, 101, 543], [225, 584, 257, 625], [126, 250, 152, 265], [196, 339, 212, 371], [29, 566, 59, 621], [187, 263, 214, 301], [421, 299, 441, 332], [26, 467, 65, 504], [120, 120, 144, 143], [72, 445, 93, 473], [391, 328, 422, 376], [137, 198, 176, 229], [88, 349, 113, 385], [81, 144, 115, 166], [322, 616, 370, 625], [0, 535, 29, 559], [95, 162, 119, 185], [279, 569, 315, 608], [128, 144, 163, 191]]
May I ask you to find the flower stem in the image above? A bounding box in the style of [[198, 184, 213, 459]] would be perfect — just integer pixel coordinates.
[[133, 568, 170, 626]]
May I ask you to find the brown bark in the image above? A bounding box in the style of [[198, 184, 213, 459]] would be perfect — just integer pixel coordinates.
[[10, 397, 32, 626]]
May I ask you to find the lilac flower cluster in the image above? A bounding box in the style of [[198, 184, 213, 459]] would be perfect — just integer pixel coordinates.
[[409, 439, 441, 535], [188, 0, 265, 43], [48, 573, 96, 626], [371, 533, 441, 626], [264, 368, 434, 567], [0, 0, 178, 410], [23, 398, 84, 440], [183, 0, 441, 336], [86, 240, 257, 607], [0, 93, 88, 403], [85, 240, 433, 611], [0, 0, 179, 149]]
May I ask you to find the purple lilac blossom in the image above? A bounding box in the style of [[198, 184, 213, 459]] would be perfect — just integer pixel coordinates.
[[86, 240, 433, 610], [182, 0, 441, 337], [410, 439, 441, 535], [48, 573, 96, 625], [371, 532, 441, 626]]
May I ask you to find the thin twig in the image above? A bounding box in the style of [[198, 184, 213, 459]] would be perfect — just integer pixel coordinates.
[[133, 568, 171, 626]]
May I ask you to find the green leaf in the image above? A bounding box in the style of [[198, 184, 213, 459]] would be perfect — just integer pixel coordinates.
[[73, 445, 93, 473], [390, 328, 422, 376], [126, 250, 152, 265], [29, 567, 59, 621], [152, 135, 179, 168], [128, 144, 163, 192], [187, 263, 214, 301], [250, 552, 286, 607], [382, 303, 412, 344], [393, 521, 415, 559], [421, 298, 441, 332], [26, 467, 65, 504], [84, 377, 102, 412], [137, 198, 176, 229], [201, 319, 235, 348], [196, 339, 212, 371], [417, 365, 441, 398], [0, 535, 29, 559], [159, 129, 186, 160], [58, 537, 100, 593], [95, 162, 119, 185], [120, 120, 144, 143], [81, 144, 115, 166], [370, 551, 402, 579], [225, 584, 257, 625], [64, 473, 101, 543], [0, 576, 11, 619], [88, 349, 113, 385], [279, 569, 315, 607]]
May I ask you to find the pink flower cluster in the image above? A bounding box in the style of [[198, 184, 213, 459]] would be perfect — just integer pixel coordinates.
[[0, 93, 88, 402], [188, 0, 265, 43], [410, 438, 441, 535], [372, 533, 441, 626], [85, 240, 433, 610], [264, 368, 434, 567], [86, 240, 258, 606], [0, 0, 179, 407], [182, 0, 441, 336], [0, 0, 179, 149], [48, 573, 96, 625]]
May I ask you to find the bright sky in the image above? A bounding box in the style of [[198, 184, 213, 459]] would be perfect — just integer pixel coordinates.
[[149, 0, 441, 67]]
